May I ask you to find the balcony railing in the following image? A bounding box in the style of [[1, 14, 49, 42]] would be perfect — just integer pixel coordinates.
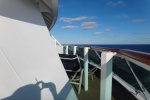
[[62, 45, 150, 100]]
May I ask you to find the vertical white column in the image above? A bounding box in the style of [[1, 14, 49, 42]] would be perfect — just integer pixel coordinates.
[[100, 52, 116, 100], [65, 45, 68, 55], [73, 46, 77, 55], [84, 47, 89, 91]]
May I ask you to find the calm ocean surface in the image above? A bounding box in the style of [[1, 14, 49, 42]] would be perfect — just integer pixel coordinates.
[[89, 44, 150, 53]]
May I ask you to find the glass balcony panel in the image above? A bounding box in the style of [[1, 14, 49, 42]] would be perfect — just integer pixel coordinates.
[[129, 62, 150, 93], [68, 46, 73, 55], [113, 56, 141, 91], [76, 47, 84, 58], [88, 49, 101, 65]]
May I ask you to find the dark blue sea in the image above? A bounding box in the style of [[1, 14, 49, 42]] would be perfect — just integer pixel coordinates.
[[89, 44, 150, 53]]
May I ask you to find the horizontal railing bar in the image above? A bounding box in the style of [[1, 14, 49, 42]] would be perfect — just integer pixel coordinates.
[[78, 57, 101, 69], [91, 47, 119, 52], [91, 47, 150, 66], [64, 45, 150, 70], [62, 44, 90, 48], [117, 54, 150, 72], [118, 49, 150, 66]]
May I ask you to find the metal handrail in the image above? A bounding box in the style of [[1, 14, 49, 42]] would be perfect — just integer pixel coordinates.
[[63, 45, 150, 71], [50, 34, 62, 47], [91, 47, 150, 66]]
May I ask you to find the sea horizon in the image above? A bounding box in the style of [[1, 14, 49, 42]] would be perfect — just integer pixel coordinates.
[[63, 44, 150, 53]]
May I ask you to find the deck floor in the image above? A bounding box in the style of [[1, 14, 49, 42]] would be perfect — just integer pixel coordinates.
[[72, 70, 137, 100], [77, 75, 100, 100]]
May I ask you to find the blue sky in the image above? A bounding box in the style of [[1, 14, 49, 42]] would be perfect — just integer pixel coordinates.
[[51, 0, 150, 44]]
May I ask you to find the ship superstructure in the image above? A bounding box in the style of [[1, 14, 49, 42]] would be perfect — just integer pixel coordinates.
[[0, 0, 77, 100]]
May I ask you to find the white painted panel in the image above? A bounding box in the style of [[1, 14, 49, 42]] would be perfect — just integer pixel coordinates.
[[56, 46, 63, 54], [0, 49, 23, 98], [0, 0, 77, 99]]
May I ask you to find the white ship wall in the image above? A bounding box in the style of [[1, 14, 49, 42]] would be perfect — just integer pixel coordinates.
[[0, 0, 77, 100]]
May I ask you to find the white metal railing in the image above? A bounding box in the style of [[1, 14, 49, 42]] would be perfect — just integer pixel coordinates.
[[50, 34, 62, 47], [50, 34, 63, 53], [63, 45, 150, 100]]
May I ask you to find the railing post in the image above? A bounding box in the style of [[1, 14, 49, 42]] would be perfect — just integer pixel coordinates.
[[100, 52, 116, 100], [84, 47, 89, 91], [73, 46, 77, 55], [65, 45, 68, 55]]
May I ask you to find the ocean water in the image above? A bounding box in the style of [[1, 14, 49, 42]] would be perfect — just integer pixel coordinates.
[[91, 44, 150, 53]]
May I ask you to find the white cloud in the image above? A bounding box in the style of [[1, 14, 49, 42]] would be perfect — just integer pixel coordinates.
[[95, 32, 105, 35], [60, 16, 89, 22], [105, 28, 112, 32], [95, 28, 112, 35], [81, 22, 97, 29], [107, 0, 126, 7], [115, 14, 129, 18], [61, 25, 78, 29], [131, 18, 145, 23]]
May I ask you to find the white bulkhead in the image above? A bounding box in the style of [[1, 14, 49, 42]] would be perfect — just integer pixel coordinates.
[[0, 0, 77, 99]]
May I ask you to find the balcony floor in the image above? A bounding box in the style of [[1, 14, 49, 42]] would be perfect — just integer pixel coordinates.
[[72, 70, 137, 100]]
